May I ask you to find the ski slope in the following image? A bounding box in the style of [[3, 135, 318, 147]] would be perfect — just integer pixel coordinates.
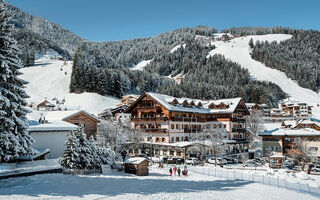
[[208, 34, 320, 119], [130, 59, 152, 71], [20, 56, 120, 115]]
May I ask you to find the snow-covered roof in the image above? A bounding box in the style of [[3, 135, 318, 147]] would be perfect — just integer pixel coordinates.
[[142, 141, 193, 148], [45, 110, 99, 122], [29, 120, 78, 132], [259, 128, 320, 137], [124, 157, 148, 164], [282, 120, 297, 127], [146, 92, 243, 114]]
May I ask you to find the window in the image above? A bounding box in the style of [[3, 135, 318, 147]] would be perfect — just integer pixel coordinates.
[[177, 152, 181, 156], [170, 151, 174, 156], [176, 137, 180, 142], [176, 124, 179, 129], [171, 137, 174, 142], [224, 124, 226, 128], [171, 124, 175, 129], [155, 137, 159, 142], [162, 138, 166, 142], [184, 136, 189, 141]]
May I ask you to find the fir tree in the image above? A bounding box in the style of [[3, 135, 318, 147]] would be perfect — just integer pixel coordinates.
[[0, 0, 34, 162], [249, 38, 254, 49]]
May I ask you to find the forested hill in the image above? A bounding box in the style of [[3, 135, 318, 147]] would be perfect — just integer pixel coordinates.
[[8, 4, 85, 66], [70, 27, 286, 107]]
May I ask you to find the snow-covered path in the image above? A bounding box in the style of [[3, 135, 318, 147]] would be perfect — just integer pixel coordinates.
[[20, 57, 120, 115], [208, 34, 320, 118], [0, 166, 318, 200]]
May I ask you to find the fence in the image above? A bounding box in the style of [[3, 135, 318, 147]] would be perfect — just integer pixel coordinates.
[[187, 165, 320, 197], [0, 159, 61, 178]]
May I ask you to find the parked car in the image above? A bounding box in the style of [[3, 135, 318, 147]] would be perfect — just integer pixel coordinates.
[[312, 165, 320, 172], [208, 158, 227, 165], [186, 158, 199, 165], [244, 160, 258, 167]]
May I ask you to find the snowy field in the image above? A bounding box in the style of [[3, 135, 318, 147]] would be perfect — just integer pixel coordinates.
[[0, 166, 319, 200], [208, 34, 320, 119], [20, 55, 120, 115]]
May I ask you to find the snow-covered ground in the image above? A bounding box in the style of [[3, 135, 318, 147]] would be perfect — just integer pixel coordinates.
[[208, 34, 320, 119], [0, 166, 318, 200], [130, 59, 152, 71], [20, 56, 120, 115]]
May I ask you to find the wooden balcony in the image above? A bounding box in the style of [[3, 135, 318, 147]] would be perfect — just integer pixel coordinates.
[[232, 128, 246, 133], [171, 117, 207, 122], [131, 117, 168, 122], [144, 128, 168, 134]]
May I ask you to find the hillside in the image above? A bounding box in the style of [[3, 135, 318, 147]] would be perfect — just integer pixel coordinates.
[[8, 4, 85, 66], [70, 28, 286, 107], [19, 54, 120, 115], [207, 34, 320, 119]]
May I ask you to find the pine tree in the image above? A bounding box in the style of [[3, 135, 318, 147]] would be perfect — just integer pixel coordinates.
[[0, 0, 34, 162], [249, 38, 254, 49], [60, 126, 102, 170]]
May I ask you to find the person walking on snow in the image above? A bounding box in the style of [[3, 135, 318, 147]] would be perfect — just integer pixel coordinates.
[[177, 167, 181, 176], [169, 168, 173, 176], [173, 165, 177, 176]]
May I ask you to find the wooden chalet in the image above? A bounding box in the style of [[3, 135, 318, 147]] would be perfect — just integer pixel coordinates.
[[125, 92, 250, 155], [37, 100, 55, 111], [45, 110, 100, 138]]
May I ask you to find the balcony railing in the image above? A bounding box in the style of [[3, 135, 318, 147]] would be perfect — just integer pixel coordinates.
[[231, 118, 246, 122], [170, 117, 207, 122], [144, 128, 168, 133], [131, 117, 168, 122]]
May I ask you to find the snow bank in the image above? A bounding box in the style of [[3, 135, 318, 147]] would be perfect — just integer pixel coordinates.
[[208, 34, 320, 119]]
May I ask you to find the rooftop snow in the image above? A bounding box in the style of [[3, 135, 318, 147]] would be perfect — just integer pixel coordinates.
[[29, 120, 77, 132], [124, 157, 148, 164], [259, 128, 320, 137], [147, 92, 242, 114]]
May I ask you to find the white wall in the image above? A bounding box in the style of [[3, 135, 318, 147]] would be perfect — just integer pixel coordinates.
[[31, 131, 69, 159]]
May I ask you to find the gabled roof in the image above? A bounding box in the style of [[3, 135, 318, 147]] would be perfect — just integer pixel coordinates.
[[37, 100, 55, 107], [126, 92, 247, 115], [45, 110, 100, 122]]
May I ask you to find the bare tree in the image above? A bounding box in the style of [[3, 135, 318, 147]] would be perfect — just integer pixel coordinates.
[[287, 137, 317, 171], [246, 109, 264, 152], [192, 125, 228, 166], [97, 120, 129, 153]]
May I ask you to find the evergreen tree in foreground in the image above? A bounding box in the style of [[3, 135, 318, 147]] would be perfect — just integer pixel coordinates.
[[60, 126, 105, 171], [0, 0, 34, 162]]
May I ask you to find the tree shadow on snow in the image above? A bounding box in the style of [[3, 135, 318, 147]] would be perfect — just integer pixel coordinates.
[[0, 173, 253, 198]]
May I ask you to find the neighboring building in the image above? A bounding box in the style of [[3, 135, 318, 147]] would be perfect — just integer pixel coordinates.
[[279, 99, 312, 119], [115, 112, 131, 127], [246, 103, 270, 117], [45, 110, 100, 138], [119, 94, 140, 106], [125, 92, 250, 156], [29, 119, 78, 159], [259, 119, 320, 157], [37, 100, 55, 111]]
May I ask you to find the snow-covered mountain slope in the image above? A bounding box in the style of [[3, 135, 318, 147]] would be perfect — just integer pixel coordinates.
[[208, 34, 320, 119], [20, 56, 120, 115], [130, 59, 152, 71]]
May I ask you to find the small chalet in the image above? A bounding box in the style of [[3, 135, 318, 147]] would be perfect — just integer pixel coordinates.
[[45, 110, 100, 138], [37, 100, 55, 111], [124, 157, 149, 176], [119, 94, 140, 106]]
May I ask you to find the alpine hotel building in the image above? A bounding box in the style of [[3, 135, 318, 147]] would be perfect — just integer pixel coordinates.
[[125, 92, 250, 156]]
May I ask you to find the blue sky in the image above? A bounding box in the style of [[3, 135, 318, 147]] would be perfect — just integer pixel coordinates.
[[9, 0, 320, 42]]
